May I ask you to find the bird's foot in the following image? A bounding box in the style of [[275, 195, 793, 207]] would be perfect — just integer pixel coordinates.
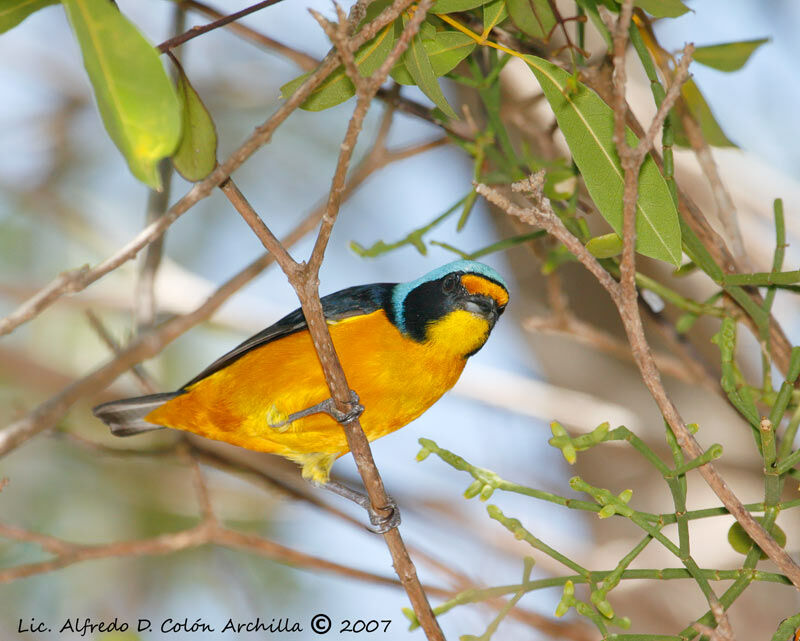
[[318, 479, 401, 534], [268, 390, 363, 429]]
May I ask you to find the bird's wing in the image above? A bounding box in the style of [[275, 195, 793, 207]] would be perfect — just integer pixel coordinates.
[[181, 283, 395, 389]]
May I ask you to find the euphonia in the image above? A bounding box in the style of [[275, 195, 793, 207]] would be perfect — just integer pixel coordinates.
[[94, 260, 508, 511]]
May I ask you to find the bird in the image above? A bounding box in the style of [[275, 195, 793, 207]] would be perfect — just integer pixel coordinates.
[[94, 260, 508, 527]]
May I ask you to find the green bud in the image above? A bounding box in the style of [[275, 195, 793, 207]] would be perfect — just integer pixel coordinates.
[[594, 597, 615, 619], [592, 421, 610, 440], [562, 444, 577, 464], [598, 505, 617, 519], [618, 489, 633, 504], [416, 447, 431, 462], [463, 480, 483, 499], [479, 484, 495, 501]]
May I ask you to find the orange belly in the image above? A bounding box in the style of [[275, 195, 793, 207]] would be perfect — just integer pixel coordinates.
[[145, 310, 466, 464]]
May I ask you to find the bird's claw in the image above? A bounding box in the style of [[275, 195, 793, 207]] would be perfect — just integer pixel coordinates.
[[318, 479, 401, 534], [325, 390, 364, 425], [268, 390, 363, 429], [366, 495, 401, 534]]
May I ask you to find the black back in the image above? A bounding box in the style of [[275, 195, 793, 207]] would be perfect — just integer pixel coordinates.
[[181, 283, 395, 389]]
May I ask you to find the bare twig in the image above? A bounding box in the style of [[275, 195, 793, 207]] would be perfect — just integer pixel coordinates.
[[176, 0, 319, 71], [157, 0, 288, 53], [681, 111, 749, 268], [692, 598, 736, 641], [84, 309, 157, 393], [0, 520, 433, 589], [524, 313, 710, 387]]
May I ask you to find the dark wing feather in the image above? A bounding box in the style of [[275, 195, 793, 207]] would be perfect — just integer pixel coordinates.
[[181, 283, 395, 389]]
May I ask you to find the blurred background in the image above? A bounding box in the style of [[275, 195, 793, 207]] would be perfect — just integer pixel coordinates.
[[2, 0, 800, 639]]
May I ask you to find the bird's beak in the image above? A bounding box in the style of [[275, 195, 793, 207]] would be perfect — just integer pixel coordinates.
[[463, 295, 499, 326]]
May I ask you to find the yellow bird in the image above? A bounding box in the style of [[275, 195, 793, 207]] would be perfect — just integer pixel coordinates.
[[94, 260, 508, 528]]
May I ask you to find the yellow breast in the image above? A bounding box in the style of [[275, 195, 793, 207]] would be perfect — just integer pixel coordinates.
[[144, 309, 485, 477]]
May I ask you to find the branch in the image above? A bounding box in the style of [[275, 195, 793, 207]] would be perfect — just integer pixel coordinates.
[[156, 0, 289, 53]]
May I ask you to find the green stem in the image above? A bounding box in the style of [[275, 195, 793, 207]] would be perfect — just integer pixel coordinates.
[[427, 567, 789, 623], [487, 505, 590, 577], [723, 270, 800, 286], [665, 444, 722, 478]]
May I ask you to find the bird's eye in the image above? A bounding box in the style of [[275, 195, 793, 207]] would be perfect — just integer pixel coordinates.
[[442, 273, 458, 293]]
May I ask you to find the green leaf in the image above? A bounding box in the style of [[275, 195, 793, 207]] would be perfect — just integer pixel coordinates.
[[432, 0, 494, 12], [391, 31, 476, 84], [693, 38, 769, 72], [0, 0, 57, 33], [62, 0, 181, 189], [279, 24, 394, 111], [524, 54, 682, 266], [586, 232, 623, 258], [673, 78, 735, 147], [404, 31, 458, 118], [633, 0, 689, 18], [482, 0, 508, 34], [171, 64, 218, 182], [727, 518, 786, 560], [506, 0, 556, 40]]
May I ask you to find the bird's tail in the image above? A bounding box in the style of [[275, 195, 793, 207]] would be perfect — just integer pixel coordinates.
[[93, 392, 182, 437]]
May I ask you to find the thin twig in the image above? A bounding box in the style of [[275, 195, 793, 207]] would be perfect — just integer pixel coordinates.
[[177, 0, 319, 70], [84, 309, 157, 393], [524, 313, 708, 387], [156, 0, 288, 53]]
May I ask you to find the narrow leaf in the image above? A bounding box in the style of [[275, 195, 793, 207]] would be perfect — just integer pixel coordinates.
[[693, 38, 769, 72], [279, 24, 394, 111], [172, 64, 218, 182], [432, 0, 494, 11], [673, 78, 735, 147], [62, 0, 181, 189], [404, 32, 458, 118], [391, 31, 476, 84], [0, 0, 57, 33], [482, 0, 508, 34], [506, 0, 556, 40], [524, 54, 682, 266], [633, 0, 689, 18]]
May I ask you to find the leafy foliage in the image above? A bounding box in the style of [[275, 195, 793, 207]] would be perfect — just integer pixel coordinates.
[[61, 0, 182, 189]]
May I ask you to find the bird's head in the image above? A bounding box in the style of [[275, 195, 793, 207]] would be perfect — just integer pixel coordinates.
[[391, 260, 509, 357]]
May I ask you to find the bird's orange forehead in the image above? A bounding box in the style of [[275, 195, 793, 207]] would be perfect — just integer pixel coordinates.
[[461, 274, 509, 307]]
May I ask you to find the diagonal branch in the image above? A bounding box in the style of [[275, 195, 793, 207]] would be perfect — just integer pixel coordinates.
[[220, 1, 445, 636]]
